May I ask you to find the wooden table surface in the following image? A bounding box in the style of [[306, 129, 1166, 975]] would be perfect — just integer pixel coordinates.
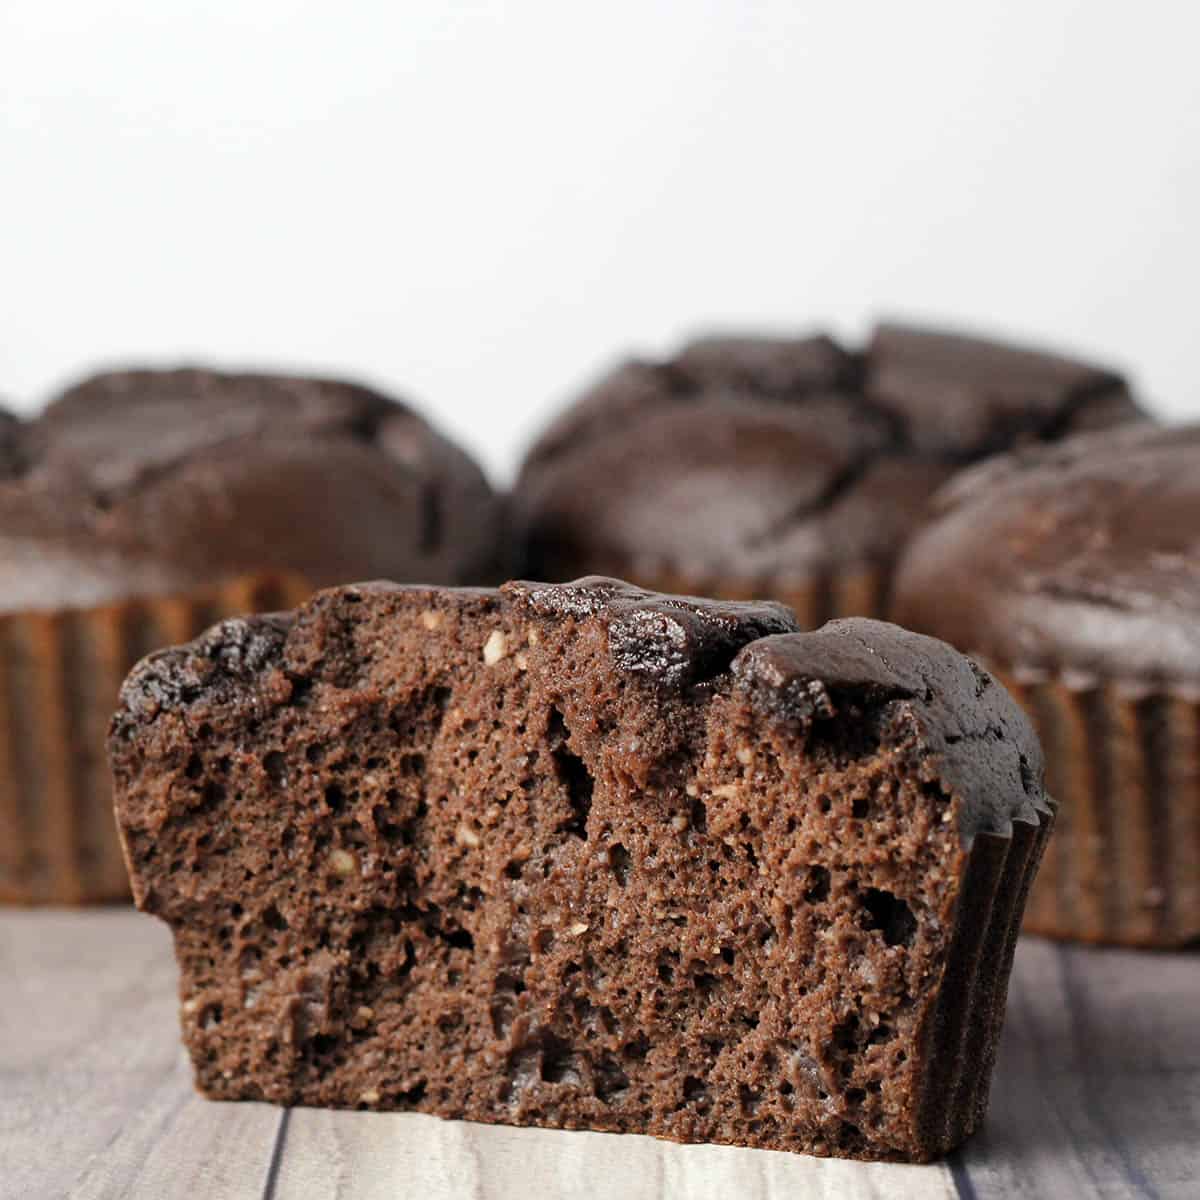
[[3, 910, 1196, 1200]]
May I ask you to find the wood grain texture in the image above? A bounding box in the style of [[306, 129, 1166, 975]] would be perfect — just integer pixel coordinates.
[[953, 939, 1200, 1199], [271, 1108, 952, 1200], [3, 911, 1197, 1200]]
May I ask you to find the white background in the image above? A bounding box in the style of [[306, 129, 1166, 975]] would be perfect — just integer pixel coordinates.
[[2, 2, 1198, 484]]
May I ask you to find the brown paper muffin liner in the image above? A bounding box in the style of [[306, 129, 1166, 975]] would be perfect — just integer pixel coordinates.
[[0, 572, 312, 905], [988, 667, 1200, 948], [918, 805, 1052, 1152], [566, 558, 894, 627]]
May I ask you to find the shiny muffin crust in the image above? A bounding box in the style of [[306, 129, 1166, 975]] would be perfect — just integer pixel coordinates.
[[0, 367, 499, 610], [512, 323, 1145, 618], [893, 423, 1200, 946]]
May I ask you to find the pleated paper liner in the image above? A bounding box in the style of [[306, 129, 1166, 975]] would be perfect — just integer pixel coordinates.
[[918, 798, 1053, 1152], [989, 666, 1200, 948], [0, 572, 312, 904], [556, 558, 894, 627]]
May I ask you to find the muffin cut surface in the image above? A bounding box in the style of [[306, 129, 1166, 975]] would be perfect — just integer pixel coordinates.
[[110, 578, 1052, 1161]]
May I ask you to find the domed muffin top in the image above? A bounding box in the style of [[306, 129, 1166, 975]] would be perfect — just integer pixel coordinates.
[[116, 575, 1047, 846], [0, 368, 498, 611], [514, 323, 1144, 584], [892, 423, 1200, 688]]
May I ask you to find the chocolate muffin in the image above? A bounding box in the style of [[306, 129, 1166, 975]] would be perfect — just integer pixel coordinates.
[[0, 368, 499, 903], [893, 423, 1200, 947], [512, 323, 1146, 623], [110, 577, 1052, 1161]]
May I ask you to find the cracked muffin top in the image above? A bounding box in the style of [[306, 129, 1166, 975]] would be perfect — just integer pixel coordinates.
[[512, 323, 1145, 588], [115, 575, 1046, 855], [0, 368, 500, 611], [892, 422, 1200, 688]]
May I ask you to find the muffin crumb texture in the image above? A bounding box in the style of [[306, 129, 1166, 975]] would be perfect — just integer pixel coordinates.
[[110, 578, 1052, 1161]]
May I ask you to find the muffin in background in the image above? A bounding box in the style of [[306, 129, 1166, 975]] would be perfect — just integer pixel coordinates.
[[512, 322, 1147, 625], [892, 422, 1200, 947], [0, 368, 501, 904]]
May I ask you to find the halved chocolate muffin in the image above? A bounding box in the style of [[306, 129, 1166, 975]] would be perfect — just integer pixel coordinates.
[[110, 577, 1052, 1160], [512, 323, 1146, 624], [0, 368, 499, 903], [893, 423, 1200, 947]]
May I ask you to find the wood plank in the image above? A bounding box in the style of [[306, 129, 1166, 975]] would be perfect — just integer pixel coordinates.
[[1, 910, 281, 1200], [2, 911, 179, 1199], [70, 1086, 282, 1200], [4, 909, 1198, 1199], [955, 937, 1200, 1200], [273, 1107, 956, 1200]]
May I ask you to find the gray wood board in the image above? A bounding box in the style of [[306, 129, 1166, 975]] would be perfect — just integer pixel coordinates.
[[2, 911, 1196, 1199]]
